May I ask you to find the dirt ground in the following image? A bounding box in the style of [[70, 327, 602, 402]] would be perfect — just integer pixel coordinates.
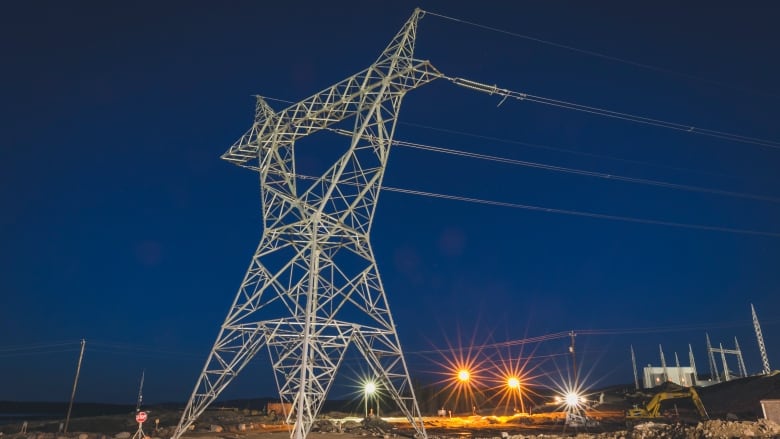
[[4, 411, 780, 439], [4, 373, 780, 439]]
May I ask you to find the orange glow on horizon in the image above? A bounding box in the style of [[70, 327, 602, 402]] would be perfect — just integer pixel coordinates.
[[425, 327, 492, 414]]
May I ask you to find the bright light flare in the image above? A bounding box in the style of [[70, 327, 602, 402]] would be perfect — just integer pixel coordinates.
[[426, 328, 492, 414], [548, 374, 594, 415], [483, 345, 546, 416], [364, 381, 376, 395], [564, 392, 580, 407]]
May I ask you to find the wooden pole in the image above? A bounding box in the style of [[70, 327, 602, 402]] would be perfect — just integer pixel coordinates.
[[569, 331, 577, 386], [64, 339, 86, 433]]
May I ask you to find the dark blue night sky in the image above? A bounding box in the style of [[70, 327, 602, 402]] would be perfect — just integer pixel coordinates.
[[2, 1, 779, 405]]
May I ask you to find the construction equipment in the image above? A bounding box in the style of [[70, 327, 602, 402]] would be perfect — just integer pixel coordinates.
[[626, 386, 709, 425], [565, 412, 599, 428]]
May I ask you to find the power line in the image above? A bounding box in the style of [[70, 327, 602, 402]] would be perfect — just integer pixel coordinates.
[[399, 121, 735, 180], [422, 9, 780, 99], [409, 332, 572, 356], [249, 99, 744, 180], [253, 89, 780, 151], [260, 80, 780, 157], [405, 319, 754, 357], [446, 76, 780, 149], [329, 127, 780, 204], [89, 340, 203, 358], [0, 348, 81, 359], [381, 185, 780, 238], [396, 139, 780, 203], [254, 95, 294, 105], [0, 340, 79, 353], [239, 168, 780, 238]]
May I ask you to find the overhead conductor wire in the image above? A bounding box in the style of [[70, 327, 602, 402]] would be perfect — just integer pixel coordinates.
[[238, 169, 780, 239], [326, 127, 780, 205], [444, 76, 780, 149], [422, 9, 780, 99]]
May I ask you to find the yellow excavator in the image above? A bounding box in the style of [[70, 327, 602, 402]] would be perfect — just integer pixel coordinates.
[[626, 386, 709, 425]]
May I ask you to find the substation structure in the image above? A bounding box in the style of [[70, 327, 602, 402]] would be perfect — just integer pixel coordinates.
[[630, 304, 773, 390]]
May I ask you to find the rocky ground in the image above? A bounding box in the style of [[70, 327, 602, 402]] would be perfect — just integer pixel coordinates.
[[3, 373, 780, 439], [2, 409, 780, 439]]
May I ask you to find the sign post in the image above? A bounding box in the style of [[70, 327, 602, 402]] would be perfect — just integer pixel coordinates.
[[131, 411, 148, 439]]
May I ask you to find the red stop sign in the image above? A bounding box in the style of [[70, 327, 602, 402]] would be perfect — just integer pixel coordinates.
[[136, 411, 148, 423]]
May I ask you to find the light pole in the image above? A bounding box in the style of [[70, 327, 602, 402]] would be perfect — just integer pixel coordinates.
[[364, 381, 376, 418], [507, 376, 523, 414], [457, 368, 472, 414]]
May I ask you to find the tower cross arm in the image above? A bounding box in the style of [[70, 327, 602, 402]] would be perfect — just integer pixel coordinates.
[[221, 59, 441, 166]]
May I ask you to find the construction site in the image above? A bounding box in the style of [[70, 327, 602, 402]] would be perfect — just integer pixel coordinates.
[[4, 4, 780, 439]]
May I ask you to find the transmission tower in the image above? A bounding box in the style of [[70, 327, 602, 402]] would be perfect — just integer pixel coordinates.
[[752, 303, 772, 375], [674, 352, 682, 385], [688, 344, 698, 385], [172, 9, 441, 439], [659, 344, 668, 383], [719, 343, 730, 381], [706, 333, 720, 382], [735, 337, 747, 377]]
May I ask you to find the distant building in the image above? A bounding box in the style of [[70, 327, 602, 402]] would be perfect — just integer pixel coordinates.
[[760, 399, 780, 423], [643, 366, 697, 388]]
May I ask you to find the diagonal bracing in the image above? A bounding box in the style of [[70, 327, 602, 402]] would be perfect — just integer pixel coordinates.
[[173, 9, 441, 439]]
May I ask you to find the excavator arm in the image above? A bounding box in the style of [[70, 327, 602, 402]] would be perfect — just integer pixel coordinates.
[[688, 387, 709, 419]]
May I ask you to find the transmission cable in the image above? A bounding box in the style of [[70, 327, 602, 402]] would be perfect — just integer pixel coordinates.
[[399, 121, 734, 180], [396, 139, 780, 203], [326, 127, 780, 204], [423, 9, 780, 99], [409, 318, 753, 356], [445, 76, 780, 149], [256, 90, 780, 150], [254, 96, 745, 180], [0, 340, 78, 353], [409, 331, 571, 355], [382, 185, 780, 238], [243, 168, 780, 238]]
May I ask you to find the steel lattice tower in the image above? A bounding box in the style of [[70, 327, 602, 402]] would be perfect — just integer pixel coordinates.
[[706, 333, 720, 382], [688, 344, 698, 385], [172, 9, 441, 439], [752, 303, 772, 375], [659, 344, 668, 382]]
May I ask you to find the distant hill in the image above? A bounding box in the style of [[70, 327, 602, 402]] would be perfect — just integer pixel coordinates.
[[0, 397, 357, 420], [698, 372, 780, 419], [0, 401, 134, 418]]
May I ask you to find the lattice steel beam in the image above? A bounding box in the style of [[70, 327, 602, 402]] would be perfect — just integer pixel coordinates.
[[173, 9, 440, 439], [752, 303, 772, 375]]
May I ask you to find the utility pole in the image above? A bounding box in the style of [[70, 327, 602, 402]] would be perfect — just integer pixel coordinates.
[[569, 331, 577, 386], [65, 339, 86, 433]]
